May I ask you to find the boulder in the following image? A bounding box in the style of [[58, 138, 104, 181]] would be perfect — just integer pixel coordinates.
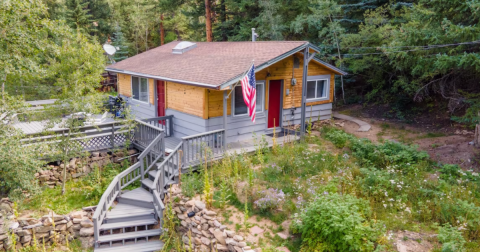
[[79, 227, 94, 237], [80, 219, 93, 228], [78, 236, 94, 248], [213, 230, 226, 245]]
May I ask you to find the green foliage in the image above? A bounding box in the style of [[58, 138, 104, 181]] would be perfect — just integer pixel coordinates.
[[438, 224, 466, 252], [182, 168, 204, 198], [322, 127, 429, 166], [292, 193, 385, 252]]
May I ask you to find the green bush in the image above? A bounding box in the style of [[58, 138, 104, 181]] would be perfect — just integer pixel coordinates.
[[291, 193, 384, 251], [438, 224, 466, 252], [182, 168, 204, 198]]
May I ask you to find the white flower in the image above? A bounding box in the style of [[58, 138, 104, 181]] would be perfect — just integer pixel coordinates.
[[383, 204, 387, 208], [389, 198, 395, 202], [390, 180, 395, 184], [405, 207, 411, 214], [385, 192, 388, 197]]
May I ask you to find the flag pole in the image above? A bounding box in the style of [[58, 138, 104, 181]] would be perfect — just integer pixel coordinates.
[[226, 60, 254, 99]]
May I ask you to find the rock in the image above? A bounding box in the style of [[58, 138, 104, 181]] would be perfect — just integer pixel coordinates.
[[237, 242, 246, 248], [0, 203, 11, 213], [276, 247, 291, 252], [194, 201, 205, 210], [72, 218, 82, 224], [177, 214, 186, 220], [233, 235, 244, 242], [80, 219, 93, 228], [219, 225, 227, 231], [213, 220, 221, 228], [213, 230, 226, 245], [225, 238, 237, 246], [250, 226, 264, 235], [182, 235, 189, 245], [203, 215, 213, 220], [201, 236, 210, 246], [16, 229, 31, 236], [8, 222, 19, 230], [20, 235, 31, 243], [91, 152, 100, 157], [34, 225, 53, 233], [191, 228, 202, 235], [79, 227, 94, 237], [205, 210, 217, 216], [72, 224, 82, 231], [55, 224, 67, 231], [234, 247, 243, 252], [78, 236, 94, 248], [216, 244, 229, 251], [281, 220, 291, 234], [201, 223, 209, 231], [202, 230, 213, 238], [70, 211, 84, 219], [72, 173, 83, 178], [199, 244, 209, 252], [243, 246, 252, 250], [0, 235, 7, 241], [276, 232, 288, 240], [225, 230, 235, 238], [194, 237, 202, 245]]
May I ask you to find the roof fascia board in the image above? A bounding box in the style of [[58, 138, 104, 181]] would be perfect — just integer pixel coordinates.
[[105, 68, 219, 88], [219, 43, 309, 90], [310, 57, 348, 75]]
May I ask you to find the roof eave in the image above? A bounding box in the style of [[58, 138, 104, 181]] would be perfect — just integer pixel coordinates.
[[219, 42, 309, 90], [105, 68, 220, 89]]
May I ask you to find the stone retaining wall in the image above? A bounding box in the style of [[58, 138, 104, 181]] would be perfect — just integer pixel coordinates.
[[35, 149, 138, 188], [0, 198, 95, 251], [168, 187, 259, 252]]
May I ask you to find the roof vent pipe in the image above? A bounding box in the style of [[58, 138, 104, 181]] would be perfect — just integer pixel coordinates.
[[252, 28, 258, 42]]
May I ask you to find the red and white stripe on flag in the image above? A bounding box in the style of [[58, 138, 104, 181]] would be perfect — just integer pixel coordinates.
[[240, 64, 256, 123]]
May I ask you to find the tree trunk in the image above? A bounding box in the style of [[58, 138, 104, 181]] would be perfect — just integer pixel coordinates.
[[329, 16, 345, 104], [160, 13, 165, 45], [205, 0, 213, 42]]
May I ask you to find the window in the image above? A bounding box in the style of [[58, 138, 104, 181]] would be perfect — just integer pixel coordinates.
[[132, 76, 149, 103], [306, 79, 328, 100], [233, 82, 264, 116]]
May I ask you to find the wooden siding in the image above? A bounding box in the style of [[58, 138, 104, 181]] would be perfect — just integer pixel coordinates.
[[256, 53, 335, 109], [149, 79, 155, 105], [208, 89, 231, 118], [165, 81, 205, 118], [118, 73, 155, 105], [118, 73, 132, 98]]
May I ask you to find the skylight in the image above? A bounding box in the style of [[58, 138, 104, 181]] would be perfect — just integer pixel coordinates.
[[172, 41, 197, 54]]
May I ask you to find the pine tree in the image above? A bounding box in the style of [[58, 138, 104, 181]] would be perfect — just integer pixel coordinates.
[[65, 0, 94, 34], [111, 24, 129, 62]]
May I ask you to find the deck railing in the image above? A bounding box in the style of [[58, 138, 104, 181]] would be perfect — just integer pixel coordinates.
[[143, 115, 174, 137], [181, 129, 226, 167], [92, 122, 165, 247]]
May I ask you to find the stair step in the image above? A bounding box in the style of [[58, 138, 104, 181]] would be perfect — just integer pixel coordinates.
[[94, 240, 164, 252], [105, 203, 155, 223], [148, 170, 158, 179], [100, 217, 157, 231], [117, 188, 153, 209], [141, 179, 155, 190], [97, 229, 162, 243]]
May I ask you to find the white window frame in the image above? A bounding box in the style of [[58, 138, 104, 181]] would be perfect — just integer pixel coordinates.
[[232, 81, 265, 117], [131, 76, 150, 104], [306, 75, 330, 102]]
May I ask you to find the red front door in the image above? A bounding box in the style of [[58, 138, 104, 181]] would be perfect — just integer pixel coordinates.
[[268, 80, 281, 128], [157, 80, 165, 118]]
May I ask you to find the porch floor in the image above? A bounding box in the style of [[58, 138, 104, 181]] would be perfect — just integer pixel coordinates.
[[165, 133, 300, 155]]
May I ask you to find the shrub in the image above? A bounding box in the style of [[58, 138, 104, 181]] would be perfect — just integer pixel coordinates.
[[254, 188, 285, 212], [292, 193, 384, 252], [182, 168, 204, 198], [438, 224, 466, 252]]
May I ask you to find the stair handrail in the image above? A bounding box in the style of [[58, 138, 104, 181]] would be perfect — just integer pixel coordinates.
[[92, 122, 165, 247], [152, 142, 182, 197], [181, 129, 226, 167]]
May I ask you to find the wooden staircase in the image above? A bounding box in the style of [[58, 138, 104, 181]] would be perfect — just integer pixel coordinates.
[[93, 122, 226, 252]]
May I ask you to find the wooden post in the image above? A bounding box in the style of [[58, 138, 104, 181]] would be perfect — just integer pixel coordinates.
[[111, 123, 115, 149], [475, 112, 480, 147], [300, 45, 309, 136], [223, 90, 228, 148]]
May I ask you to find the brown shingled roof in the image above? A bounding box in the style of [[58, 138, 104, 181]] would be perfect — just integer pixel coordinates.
[[106, 41, 308, 87]]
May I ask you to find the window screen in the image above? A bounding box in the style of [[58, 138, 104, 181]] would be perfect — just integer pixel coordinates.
[[306, 79, 328, 100], [233, 82, 264, 116], [132, 76, 149, 103]]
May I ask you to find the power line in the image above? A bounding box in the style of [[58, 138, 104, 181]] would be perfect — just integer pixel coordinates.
[[325, 40, 480, 56]]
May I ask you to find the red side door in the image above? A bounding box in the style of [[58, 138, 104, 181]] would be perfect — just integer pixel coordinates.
[[268, 80, 281, 128], [157, 80, 166, 118]]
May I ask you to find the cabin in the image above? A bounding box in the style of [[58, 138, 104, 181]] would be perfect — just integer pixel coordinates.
[[105, 40, 347, 144]]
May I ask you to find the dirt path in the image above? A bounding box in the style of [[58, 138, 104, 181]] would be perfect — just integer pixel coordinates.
[[335, 114, 479, 171]]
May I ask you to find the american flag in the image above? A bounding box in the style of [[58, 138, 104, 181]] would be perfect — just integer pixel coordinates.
[[241, 64, 256, 122]]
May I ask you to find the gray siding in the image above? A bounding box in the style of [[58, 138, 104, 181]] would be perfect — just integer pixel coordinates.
[[163, 103, 331, 143], [206, 112, 268, 143], [165, 109, 206, 138], [282, 103, 332, 126], [122, 95, 156, 120]]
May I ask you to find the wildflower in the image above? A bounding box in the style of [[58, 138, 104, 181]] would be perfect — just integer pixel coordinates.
[[389, 180, 395, 184], [383, 204, 387, 208], [389, 198, 395, 202], [405, 207, 411, 214], [385, 192, 388, 197], [342, 153, 349, 159]]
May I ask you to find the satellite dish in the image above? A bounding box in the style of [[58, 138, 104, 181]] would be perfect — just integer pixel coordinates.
[[103, 44, 117, 55]]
